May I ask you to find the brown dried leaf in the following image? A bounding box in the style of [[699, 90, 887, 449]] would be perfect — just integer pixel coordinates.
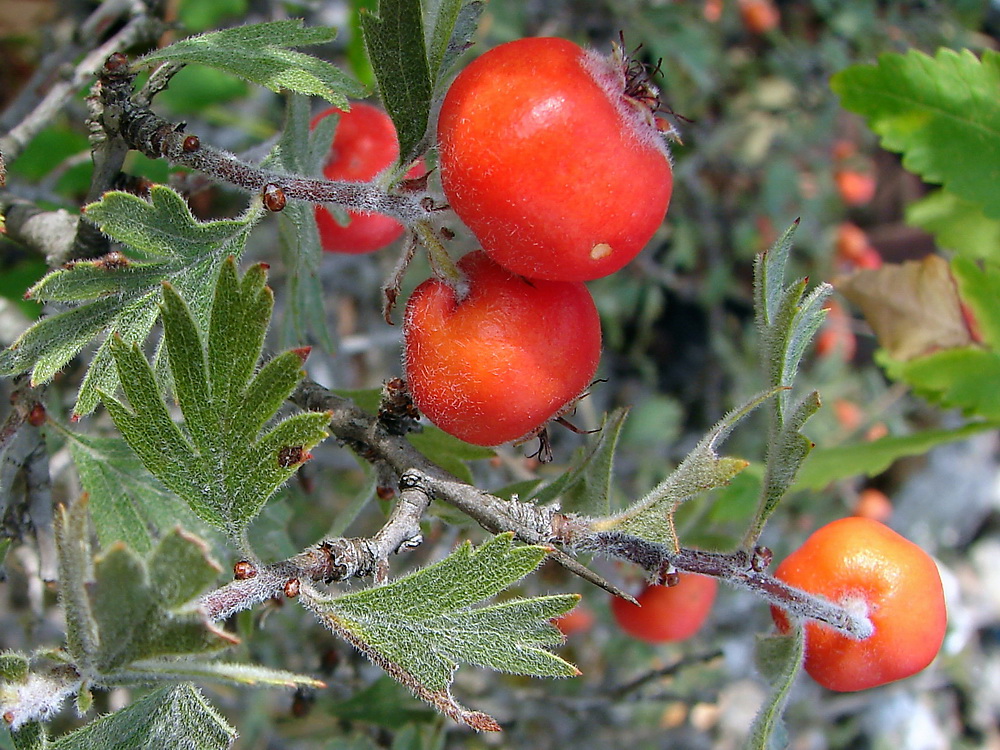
[[836, 255, 973, 361]]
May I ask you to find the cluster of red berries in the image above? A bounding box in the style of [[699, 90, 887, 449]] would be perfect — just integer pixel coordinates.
[[313, 37, 673, 448], [409, 37, 673, 447]]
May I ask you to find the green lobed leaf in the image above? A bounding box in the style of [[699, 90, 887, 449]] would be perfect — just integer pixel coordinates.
[[89, 529, 234, 673], [832, 48, 1000, 219], [754, 224, 831, 417], [57, 427, 224, 557], [794, 422, 998, 490], [305, 533, 578, 730], [745, 225, 830, 543], [594, 391, 772, 550], [0, 186, 262, 416], [425, 0, 485, 87], [138, 20, 366, 106], [50, 684, 235, 750], [744, 627, 805, 750], [532, 408, 630, 516], [102, 259, 330, 539], [879, 346, 1000, 421], [361, 0, 434, 163], [907, 190, 1000, 263]]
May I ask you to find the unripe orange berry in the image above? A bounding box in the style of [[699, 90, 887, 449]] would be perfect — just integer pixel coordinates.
[[771, 517, 946, 692]]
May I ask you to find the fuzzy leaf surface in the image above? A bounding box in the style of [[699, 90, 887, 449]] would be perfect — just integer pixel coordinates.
[[53, 500, 98, 671], [746, 226, 829, 541], [744, 626, 805, 750], [305, 533, 578, 731], [88, 528, 234, 673], [425, 0, 485, 87], [361, 0, 434, 162], [138, 20, 366, 106], [594, 392, 769, 550], [0, 186, 262, 416], [50, 684, 235, 750], [832, 48, 1000, 219], [56, 426, 218, 556], [101, 259, 330, 538]]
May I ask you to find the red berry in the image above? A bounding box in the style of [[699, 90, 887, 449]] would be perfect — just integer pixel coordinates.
[[853, 488, 893, 523], [553, 605, 595, 637], [610, 574, 718, 643], [437, 37, 673, 282], [738, 0, 781, 34], [312, 102, 425, 254], [771, 517, 947, 692], [834, 169, 877, 206], [403, 251, 601, 446]]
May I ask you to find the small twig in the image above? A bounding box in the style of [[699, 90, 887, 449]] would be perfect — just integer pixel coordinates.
[[609, 649, 724, 699], [559, 527, 874, 640], [199, 471, 432, 621], [0, 14, 164, 165], [93, 58, 434, 225]]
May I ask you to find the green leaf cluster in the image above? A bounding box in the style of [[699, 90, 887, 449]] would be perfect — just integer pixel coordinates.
[[306, 533, 578, 729], [835, 48, 1000, 429], [100, 258, 330, 540], [0, 186, 262, 416], [54, 499, 234, 678], [0, 499, 321, 739], [832, 48, 1000, 220]]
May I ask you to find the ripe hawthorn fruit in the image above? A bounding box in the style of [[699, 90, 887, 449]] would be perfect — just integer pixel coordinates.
[[311, 102, 425, 254], [610, 574, 719, 643], [402, 250, 601, 447], [771, 517, 947, 692], [437, 37, 673, 282]]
